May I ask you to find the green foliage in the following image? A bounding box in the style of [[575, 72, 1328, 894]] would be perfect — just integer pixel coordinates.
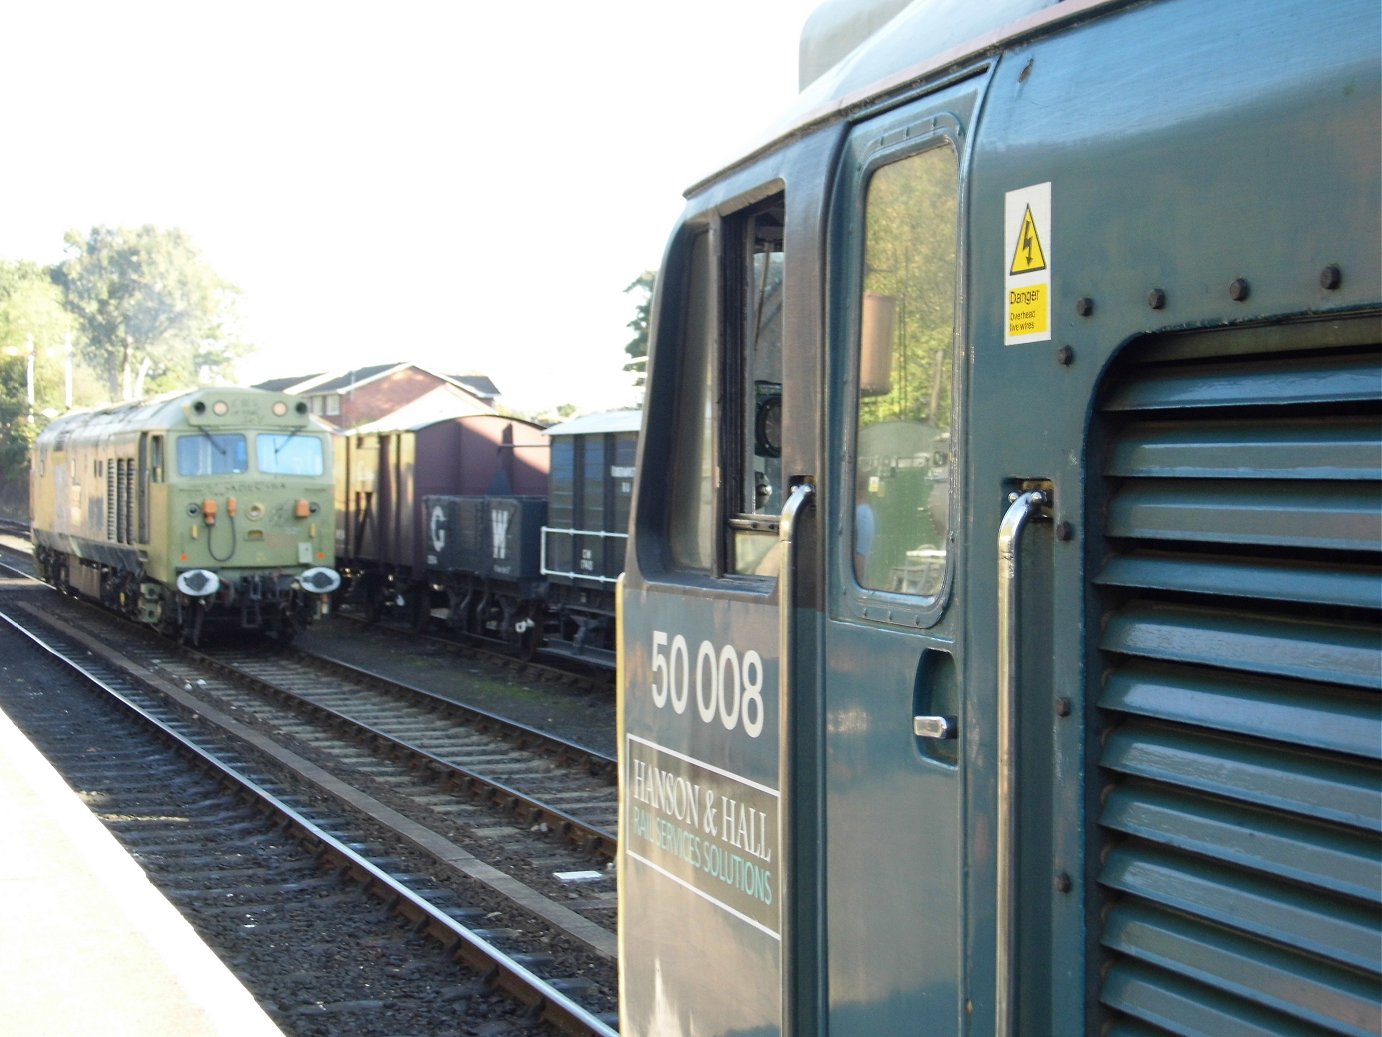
[[0, 261, 83, 515], [517, 401, 581, 427], [859, 147, 958, 429], [0, 261, 72, 364], [53, 226, 248, 401], [623, 270, 655, 387]]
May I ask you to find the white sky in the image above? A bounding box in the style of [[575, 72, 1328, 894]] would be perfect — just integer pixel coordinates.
[[2, 0, 818, 416]]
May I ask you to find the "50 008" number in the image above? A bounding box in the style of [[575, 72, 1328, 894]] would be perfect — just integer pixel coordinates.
[[650, 630, 766, 738]]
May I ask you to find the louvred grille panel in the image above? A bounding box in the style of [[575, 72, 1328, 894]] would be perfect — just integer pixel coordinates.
[[1093, 326, 1381, 1037]]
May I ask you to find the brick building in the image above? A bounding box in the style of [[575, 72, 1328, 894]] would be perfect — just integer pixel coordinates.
[[255, 364, 498, 430]]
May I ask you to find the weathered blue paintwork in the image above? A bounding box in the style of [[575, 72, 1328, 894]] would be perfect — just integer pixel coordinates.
[[620, 0, 1380, 1034]]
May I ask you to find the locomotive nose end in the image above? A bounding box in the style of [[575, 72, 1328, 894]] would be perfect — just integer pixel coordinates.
[[175, 569, 221, 597], [297, 566, 342, 595]]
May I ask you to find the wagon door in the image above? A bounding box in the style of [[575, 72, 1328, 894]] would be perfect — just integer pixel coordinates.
[[818, 79, 986, 1037]]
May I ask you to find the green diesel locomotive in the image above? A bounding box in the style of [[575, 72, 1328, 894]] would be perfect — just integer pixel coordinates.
[[30, 387, 340, 642]]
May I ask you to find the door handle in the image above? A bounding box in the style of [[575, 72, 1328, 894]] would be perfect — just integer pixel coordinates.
[[995, 488, 1050, 1037], [913, 714, 958, 739]]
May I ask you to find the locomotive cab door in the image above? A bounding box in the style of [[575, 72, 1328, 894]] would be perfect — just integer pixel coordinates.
[[818, 77, 989, 1037], [619, 167, 823, 1035]]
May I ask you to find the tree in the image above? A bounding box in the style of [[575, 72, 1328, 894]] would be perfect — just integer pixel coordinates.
[[54, 225, 247, 400], [623, 270, 655, 387], [0, 261, 86, 515], [0, 261, 76, 414], [859, 150, 957, 430]]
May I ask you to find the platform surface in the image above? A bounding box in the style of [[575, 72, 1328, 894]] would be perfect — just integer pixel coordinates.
[[0, 700, 284, 1036]]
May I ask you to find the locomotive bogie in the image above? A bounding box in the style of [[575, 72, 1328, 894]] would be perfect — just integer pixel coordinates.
[[30, 387, 340, 641]]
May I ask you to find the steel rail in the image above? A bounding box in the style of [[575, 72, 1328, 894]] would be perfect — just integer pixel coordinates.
[[193, 646, 618, 859], [0, 603, 619, 1037]]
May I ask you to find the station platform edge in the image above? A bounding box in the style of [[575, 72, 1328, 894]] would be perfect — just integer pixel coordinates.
[[0, 699, 284, 1037]]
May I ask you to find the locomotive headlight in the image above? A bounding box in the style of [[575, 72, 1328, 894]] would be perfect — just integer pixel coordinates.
[[272, 401, 288, 416], [247, 502, 265, 521], [176, 569, 220, 597], [298, 566, 341, 595], [212, 400, 229, 416]]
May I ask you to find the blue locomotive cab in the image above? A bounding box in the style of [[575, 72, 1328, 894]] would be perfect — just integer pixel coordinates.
[[617, 1, 1380, 1036]]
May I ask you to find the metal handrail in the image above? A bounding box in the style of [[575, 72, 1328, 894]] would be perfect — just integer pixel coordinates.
[[539, 525, 630, 583], [776, 481, 813, 1037], [995, 488, 1049, 1037]]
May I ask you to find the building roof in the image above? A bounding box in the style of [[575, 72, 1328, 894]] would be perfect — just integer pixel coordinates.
[[253, 374, 323, 393], [296, 364, 399, 395], [448, 373, 499, 399], [346, 383, 496, 434], [254, 363, 500, 401], [544, 409, 643, 437]]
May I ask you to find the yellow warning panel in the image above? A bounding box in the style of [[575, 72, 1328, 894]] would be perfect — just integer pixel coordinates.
[[1009, 205, 1047, 274], [1004, 182, 1052, 345], [1008, 284, 1048, 337]]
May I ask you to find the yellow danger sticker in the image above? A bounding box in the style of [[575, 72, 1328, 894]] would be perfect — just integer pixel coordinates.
[[1009, 206, 1047, 274], [1004, 183, 1052, 345], [1008, 284, 1048, 337]]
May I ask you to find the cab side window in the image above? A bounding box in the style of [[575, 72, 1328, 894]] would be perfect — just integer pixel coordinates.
[[853, 144, 958, 598], [667, 231, 716, 571], [727, 198, 785, 576], [665, 193, 788, 579]]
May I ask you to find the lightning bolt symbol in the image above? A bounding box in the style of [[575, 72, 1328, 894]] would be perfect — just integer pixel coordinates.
[[1023, 221, 1034, 264]]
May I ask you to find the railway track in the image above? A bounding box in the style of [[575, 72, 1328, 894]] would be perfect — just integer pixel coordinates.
[[331, 599, 617, 692], [192, 640, 617, 855], [0, 560, 620, 1036], [0, 514, 614, 689]]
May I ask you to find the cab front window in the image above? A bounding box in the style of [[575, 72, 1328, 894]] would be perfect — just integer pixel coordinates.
[[176, 433, 248, 476], [257, 433, 324, 476]]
